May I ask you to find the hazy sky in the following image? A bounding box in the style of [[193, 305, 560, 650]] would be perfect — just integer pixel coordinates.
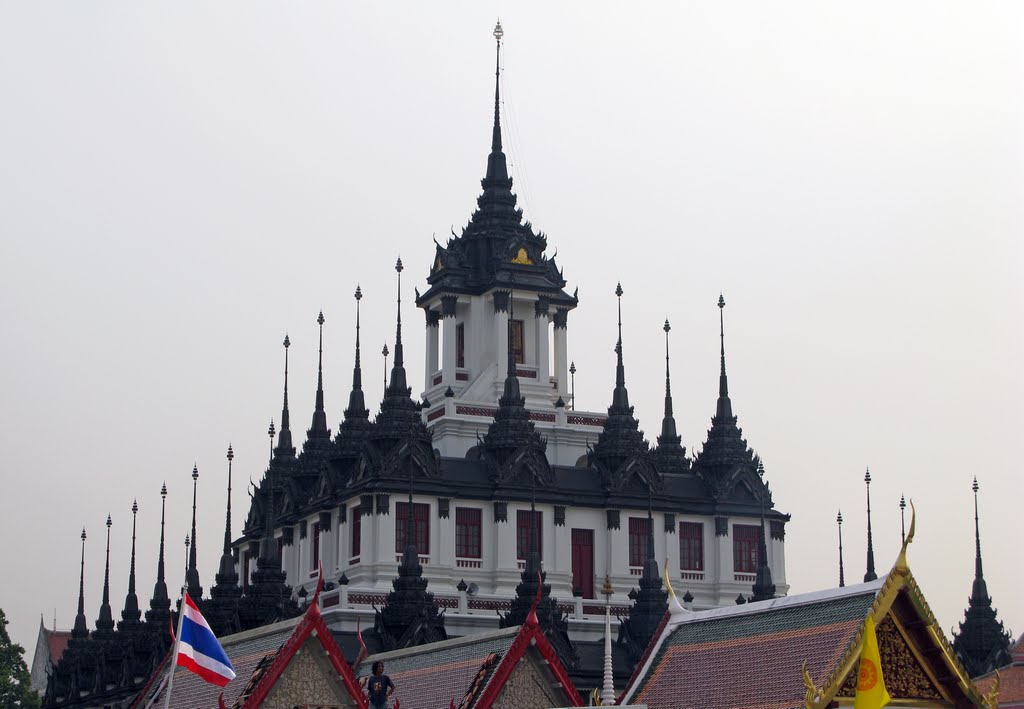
[[1, 3, 1021, 659]]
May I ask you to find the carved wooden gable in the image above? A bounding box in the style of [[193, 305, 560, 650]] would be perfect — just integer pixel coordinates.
[[836, 614, 944, 702]]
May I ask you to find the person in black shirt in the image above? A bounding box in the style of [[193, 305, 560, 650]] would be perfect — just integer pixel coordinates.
[[366, 660, 396, 709]]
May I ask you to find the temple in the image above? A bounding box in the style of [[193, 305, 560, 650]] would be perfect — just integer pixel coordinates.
[[42, 21, 800, 707]]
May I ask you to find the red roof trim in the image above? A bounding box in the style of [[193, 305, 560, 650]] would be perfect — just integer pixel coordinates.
[[473, 623, 583, 709], [617, 609, 671, 704], [241, 602, 367, 709]]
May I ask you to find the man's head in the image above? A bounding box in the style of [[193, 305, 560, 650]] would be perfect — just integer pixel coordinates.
[[372, 661, 384, 676]]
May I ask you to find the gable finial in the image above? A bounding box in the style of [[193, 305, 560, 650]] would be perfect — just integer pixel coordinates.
[[899, 493, 907, 544], [837, 510, 845, 588], [864, 467, 877, 582], [72, 527, 88, 640], [310, 311, 329, 436]]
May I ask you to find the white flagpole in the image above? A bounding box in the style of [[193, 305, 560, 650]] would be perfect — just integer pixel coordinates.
[[163, 585, 186, 709]]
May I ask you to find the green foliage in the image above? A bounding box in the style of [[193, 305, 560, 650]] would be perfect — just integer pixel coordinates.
[[0, 609, 40, 708]]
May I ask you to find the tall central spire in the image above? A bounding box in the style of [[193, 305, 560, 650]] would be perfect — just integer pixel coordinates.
[[656, 318, 687, 468], [391, 258, 406, 388], [218, 445, 237, 582], [146, 483, 170, 625], [612, 283, 629, 411], [275, 335, 295, 458], [72, 527, 88, 640], [972, 476, 984, 587], [119, 500, 142, 631], [95, 514, 115, 637], [343, 286, 369, 423], [187, 464, 203, 599], [308, 311, 329, 440], [484, 19, 509, 184]]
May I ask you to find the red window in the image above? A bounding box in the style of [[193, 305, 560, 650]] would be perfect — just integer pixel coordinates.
[[311, 522, 320, 570], [679, 522, 704, 571], [511, 320, 525, 365], [350, 507, 361, 561], [571, 528, 595, 599], [516, 510, 543, 560], [455, 507, 482, 558], [456, 323, 466, 369], [242, 550, 250, 591], [395, 502, 431, 553], [629, 517, 651, 567], [733, 524, 761, 573]]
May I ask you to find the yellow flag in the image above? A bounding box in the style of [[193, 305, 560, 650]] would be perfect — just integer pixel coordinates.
[[854, 615, 891, 709]]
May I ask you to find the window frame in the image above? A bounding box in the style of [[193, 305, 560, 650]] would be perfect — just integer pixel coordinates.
[[679, 521, 704, 571], [516, 510, 543, 561], [733, 524, 761, 573], [455, 507, 482, 559], [628, 517, 652, 567], [395, 502, 431, 554]]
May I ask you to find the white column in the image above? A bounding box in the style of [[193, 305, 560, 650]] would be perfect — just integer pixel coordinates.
[[495, 506, 516, 592], [716, 520, 731, 600], [553, 309, 568, 398], [494, 292, 510, 377], [438, 504, 455, 567], [607, 513, 629, 585], [442, 310, 457, 386], [665, 517, 680, 582], [425, 312, 439, 392], [535, 301, 550, 389]]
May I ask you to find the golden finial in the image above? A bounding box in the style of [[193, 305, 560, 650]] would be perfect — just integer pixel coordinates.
[[895, 499, 916, 575]]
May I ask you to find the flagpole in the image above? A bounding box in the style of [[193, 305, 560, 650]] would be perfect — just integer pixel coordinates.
[[164, 585, 186, 709]]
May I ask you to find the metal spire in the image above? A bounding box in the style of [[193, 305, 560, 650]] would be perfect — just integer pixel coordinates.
[[217, 445, 236, 580], [120, 499, 141, 629], [837, 510, 845, 588], [658, 318, 682, 448], [72, 527, 88, 640], [95, 514, 114, 636], [387, 257, 408, 393], [864, 467, 877, 582], [610, 282, 630, 412], [715, 294, 734, 419], [382, 342, 389, 397], [972, 477, 984, 585], [146, 482, 170, 623], [751, 461, 776, 601], [276, 336, 295, 457], [491, 20, 503, 154], [261, 420, 278, 563], [309, 311, 329, 436], [186, 464, 202, 599], [344, 286, 368, 421]]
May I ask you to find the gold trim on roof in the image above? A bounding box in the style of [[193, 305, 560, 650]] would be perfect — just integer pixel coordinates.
[[805, 503, 994, 708]]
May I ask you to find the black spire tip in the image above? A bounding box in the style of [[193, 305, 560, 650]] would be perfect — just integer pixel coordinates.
[[275, 334, 295, 457], [95, 514, 114, 636], [344, 285, 370, 426], [187, 464, 202, 600], [310, 310, 329, 437], [72, 527, 89, 640], [863, 467, 877, 582], [611, 282, 630, 411], [120, 498, 141, 630], [837, 510, 845, 588]]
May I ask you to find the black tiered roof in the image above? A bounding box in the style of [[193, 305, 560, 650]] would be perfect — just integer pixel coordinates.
[[415, 33, 575, 308], [953, 478, 1012, 677]]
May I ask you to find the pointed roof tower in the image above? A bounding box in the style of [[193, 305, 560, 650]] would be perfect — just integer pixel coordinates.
[[953, 477, 1012, 677], [93, 515, 115, 639], [619, 495, 668, 661], [694, 295, 760, 493], [481, 294, 551, 484], [275, 335, 296, 460], [751, 461, 777, 602], [373, 468, 447, 650], [864, 467, 877, 582], [118, 500, 142, 632], [590, 283, 656, 490], [238, 421, 299, 631], [372, 259, 433, 457], [338, 286, 374, 453], [186, 465, 203, 600], [655, 318, 689, 473], [500, 479, 578, 669], [145, 483, 171, 626], [72, 527, 89, 641], [416, 21, 575, 311], [305, 311, 331, 450], [207, 444, 242, 636]]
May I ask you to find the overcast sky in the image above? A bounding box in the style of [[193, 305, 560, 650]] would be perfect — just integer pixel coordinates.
[[1, 2, 1021, 658]]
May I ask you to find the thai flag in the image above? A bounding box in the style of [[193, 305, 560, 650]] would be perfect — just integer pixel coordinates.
[[176, 593, 236, 687]]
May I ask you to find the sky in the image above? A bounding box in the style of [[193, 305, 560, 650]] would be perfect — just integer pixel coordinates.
[[1, 2, 1021, 660]]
